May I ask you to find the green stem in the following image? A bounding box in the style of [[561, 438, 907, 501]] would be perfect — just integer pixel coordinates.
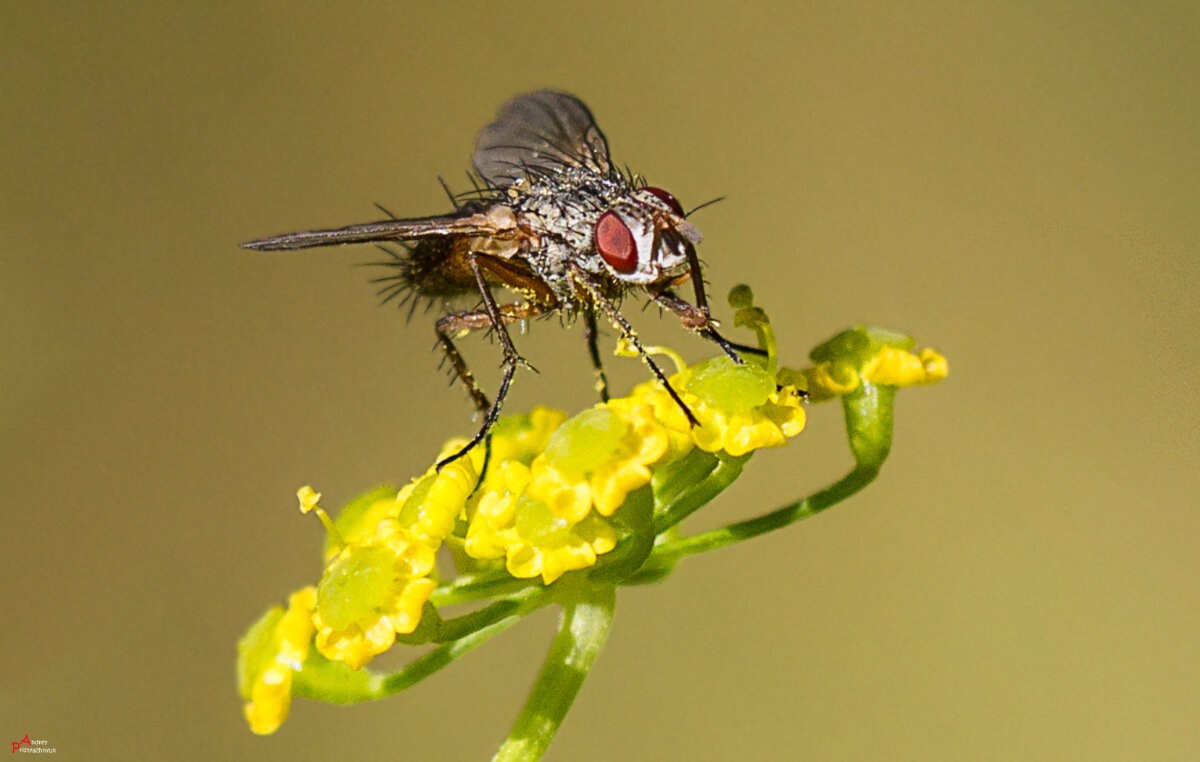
[[633, 465, 880, 574], [653, 451, 748, 534], [431, 571, 538, 606], [492, 584, 616, 762], [434, 594, 535, 643], [377, 588, 551, 700]]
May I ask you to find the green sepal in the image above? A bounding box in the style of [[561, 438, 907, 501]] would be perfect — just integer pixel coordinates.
[[542, 407, 629, 479], [316, 545, 396, 631], [685, 356, 776, 414]]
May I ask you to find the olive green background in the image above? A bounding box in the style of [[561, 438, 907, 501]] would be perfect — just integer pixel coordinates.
[[4, 2, 1197, 760]]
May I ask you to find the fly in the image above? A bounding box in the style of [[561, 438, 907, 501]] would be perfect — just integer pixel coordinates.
[[243, 90, 748, 468]]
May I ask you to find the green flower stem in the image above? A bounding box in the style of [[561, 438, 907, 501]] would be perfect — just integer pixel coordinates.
[[434, 594, 541, 643], [431, 571, 539, 606], [642, 464, 880, 565], [843, 381, 894, 469], [492, 583, 616, 762], [376, 587, 551, 700], [636, 377, 896, 566], [653, 451, 749, 534]]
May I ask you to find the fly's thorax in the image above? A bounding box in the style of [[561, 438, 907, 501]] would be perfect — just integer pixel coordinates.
[[511, 170, 627, 300], [515, 169, 628, 241]]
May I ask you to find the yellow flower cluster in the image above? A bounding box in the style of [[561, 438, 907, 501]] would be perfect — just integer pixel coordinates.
[[240, 343, 811, 733], [796, 327, 948, 402], [238, 587, 317, 735], [301, 445, 479, 672], [238, 276, 953, 736], [312, 519, 438, 669], [288, 350, 809, 676], [462, 353, 806, 583], [627, 358, 806, 457]]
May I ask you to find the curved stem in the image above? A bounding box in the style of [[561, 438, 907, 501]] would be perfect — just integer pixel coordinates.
[[632, 465, 880, 577], [431, 571, 539, 606], [378, 587, 551, 699], [492, 584, 616, 762], [653, 451, 748, 534]]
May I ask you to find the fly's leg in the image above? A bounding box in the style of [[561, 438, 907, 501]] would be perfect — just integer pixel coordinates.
[[569, 263, 699, 427], [582, 304, 610, 403], [671, 244, 767, 361], [684, 242, 713, 317], [435, 254, 543, 470], [651, 290, 766, 361], [436, 317, 491, 413], [435, 307, 532, 469], [652, 289, 804, 398]]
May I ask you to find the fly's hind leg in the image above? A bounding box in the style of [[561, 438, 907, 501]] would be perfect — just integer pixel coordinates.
[[436, 316, 492, 414], [434, 254, 545, 470]]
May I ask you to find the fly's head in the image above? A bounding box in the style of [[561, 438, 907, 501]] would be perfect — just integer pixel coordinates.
[[592, 187, 702, 286]]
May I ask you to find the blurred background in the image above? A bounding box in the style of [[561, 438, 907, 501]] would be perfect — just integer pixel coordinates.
[[3, 2, 1197, 759]]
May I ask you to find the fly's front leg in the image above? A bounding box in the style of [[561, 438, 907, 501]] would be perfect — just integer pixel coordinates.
[[684, 242, 713, 320], [569, 263, 699, 428], [658, 245, 762, 362], [651, 290, 765, 362]]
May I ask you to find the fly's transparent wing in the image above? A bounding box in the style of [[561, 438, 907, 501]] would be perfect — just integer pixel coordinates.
[[473, 90, 612, 188]]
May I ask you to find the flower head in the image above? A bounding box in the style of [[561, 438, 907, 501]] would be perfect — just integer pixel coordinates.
[[465, 456, 620, 584], [796, 325, 948, 402], [312, 520, 438, 669], [463, 434, 624, 583], [395, 442, 481, 545], [237, 587, 317, 735]]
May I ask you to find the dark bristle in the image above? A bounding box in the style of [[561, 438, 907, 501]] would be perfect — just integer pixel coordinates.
[[373, 202, 400, 220], [685, 196, 725, 218]]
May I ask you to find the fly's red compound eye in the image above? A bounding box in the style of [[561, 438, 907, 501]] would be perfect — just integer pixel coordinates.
[[595, 210, 637, 273], [643, 186, 685, 217]]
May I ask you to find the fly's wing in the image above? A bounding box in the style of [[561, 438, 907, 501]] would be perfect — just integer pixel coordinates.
[[241, 210, 514, 251], [473, 90, 612, 188]]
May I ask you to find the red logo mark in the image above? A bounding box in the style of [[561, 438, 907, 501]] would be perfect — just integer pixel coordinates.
[[11, 735, 31, 753]]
